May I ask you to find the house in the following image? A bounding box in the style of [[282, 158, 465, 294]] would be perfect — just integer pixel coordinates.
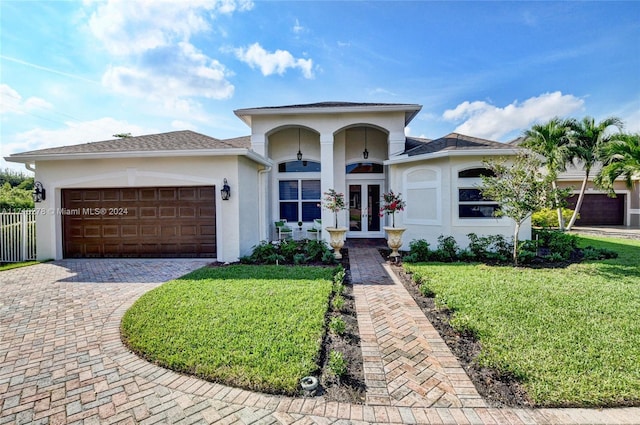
[[7, 101, 528, 263]]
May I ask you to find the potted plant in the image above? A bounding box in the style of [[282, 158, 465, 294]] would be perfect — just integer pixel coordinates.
[[322, 189, 347, 259], [380, 190, 406, 258]]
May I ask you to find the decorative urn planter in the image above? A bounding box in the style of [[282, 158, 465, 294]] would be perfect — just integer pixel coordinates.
[[384, 226, 406, 258], [325, 227, 347, 259]]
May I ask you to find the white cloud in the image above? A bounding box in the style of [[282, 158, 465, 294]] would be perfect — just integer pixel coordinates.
[[101, 42, 234, 102], [88, 0, 253, 56], [0, 84, 53, 115], [443, 91, 585, 141], [85, 0, 251, 108], [234, 43, 314, 79], [292, 18, 304, 34]]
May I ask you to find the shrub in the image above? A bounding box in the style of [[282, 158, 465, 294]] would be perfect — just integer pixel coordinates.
[[244, 240, 334, 265], [327, 350, 347, 378], [582, 246, 618, 260], [419, 282, 434, 297], [322, 250, 336, 264], [531, 208, 577, 228], [332, 295, 345, 311], [432, 235, 459, 262], [535, 230, 577, 261], [333, 266, 345, 284], [517, 240, 538, 264], [467, 233, 512, 263], [404, 239, 431, 263], [328, 316, 346, 335]]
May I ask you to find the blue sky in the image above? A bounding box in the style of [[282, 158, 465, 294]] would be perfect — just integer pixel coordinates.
[[1, 0, 639, 173]]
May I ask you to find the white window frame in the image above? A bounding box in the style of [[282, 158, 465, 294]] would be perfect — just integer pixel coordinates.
[[402, 166, 442, 225]]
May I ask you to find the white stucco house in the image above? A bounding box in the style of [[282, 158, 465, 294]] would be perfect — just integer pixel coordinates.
[[7, 101, 529, 263]]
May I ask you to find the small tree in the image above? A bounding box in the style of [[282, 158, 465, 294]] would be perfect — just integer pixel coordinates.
[[479, 153, 567, 265], [322, 189, 346, 228], [379, 190, 406, 228]]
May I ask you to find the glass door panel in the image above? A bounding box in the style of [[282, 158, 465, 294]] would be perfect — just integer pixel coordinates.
[[348, 182, 383, 236], [349, 185, 362, 231], [367, 184, 381, 232]]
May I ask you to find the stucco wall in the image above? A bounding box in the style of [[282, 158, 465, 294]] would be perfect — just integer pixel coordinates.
[[32, 155, 259, 262], [388, 155, 530, 250]]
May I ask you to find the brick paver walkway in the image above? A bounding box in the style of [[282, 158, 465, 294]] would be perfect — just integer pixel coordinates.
[[1, 256, 639, 424]]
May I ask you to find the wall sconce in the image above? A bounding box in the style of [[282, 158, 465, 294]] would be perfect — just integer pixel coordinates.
[[221, 178, 231, 200], [33, 181, 46, 203], [296, 128, 303, 161], [363, 127, 369, 159]]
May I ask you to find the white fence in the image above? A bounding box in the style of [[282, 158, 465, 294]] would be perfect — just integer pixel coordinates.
[[1, 210, 36, 262]]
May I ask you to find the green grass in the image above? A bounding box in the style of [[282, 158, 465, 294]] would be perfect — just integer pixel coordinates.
[[121, 265, 334, 395], [404, 235, 640, 407], [0, 261, 40, 271]]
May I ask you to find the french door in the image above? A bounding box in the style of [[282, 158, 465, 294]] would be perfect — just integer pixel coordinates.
[[347, 182, 384, 237]]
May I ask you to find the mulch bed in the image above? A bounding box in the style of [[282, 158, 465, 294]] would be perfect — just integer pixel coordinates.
[[315, 249, 366, 403]]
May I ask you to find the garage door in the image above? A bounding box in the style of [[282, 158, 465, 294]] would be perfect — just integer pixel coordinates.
[[567, 194, 625, 226], [62, 186, 216, 258]]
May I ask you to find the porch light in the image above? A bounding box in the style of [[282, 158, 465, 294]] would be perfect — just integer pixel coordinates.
[[32, 181, 46, 203], [221, 178, 231, 200], [296, 128, 303, 161], [363, 127, 369, 159]]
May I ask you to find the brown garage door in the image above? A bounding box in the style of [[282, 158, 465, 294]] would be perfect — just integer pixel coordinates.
[[566, 194, 625, 226], [62, 186, 216, 258]]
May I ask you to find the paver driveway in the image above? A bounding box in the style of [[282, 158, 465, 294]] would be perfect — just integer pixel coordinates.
[[1, 257, 639, 425]]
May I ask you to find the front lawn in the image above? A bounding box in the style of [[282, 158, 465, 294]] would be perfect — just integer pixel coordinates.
[[121, 265, 334, 395], [0, 261, 40, 271], [403, 235, 640, 407]]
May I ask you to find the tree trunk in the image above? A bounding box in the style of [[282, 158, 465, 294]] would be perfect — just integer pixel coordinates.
[[566, 174, 589, 231], [513, 222, 520, 266], [551, 180, 565, 231]]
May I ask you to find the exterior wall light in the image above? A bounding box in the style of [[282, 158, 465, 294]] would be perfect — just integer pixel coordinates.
[[33, 181, 46, 203], [221, 178, 231, 200], [296, 128, 303, 161], [363, 127, 369, 159]]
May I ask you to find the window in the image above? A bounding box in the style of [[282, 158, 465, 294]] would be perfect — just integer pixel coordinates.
[[278, 160, 321, 172], [458, 168, 500, 219], [279, 180, 321, 222], [346, 162, 384, 174]]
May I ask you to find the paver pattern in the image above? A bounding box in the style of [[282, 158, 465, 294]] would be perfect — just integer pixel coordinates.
[[1, 256, 639, 424], [350, 248, 484, 409]]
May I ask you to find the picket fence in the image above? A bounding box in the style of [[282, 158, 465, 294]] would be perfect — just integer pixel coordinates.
[[0, 210, 36, 262]]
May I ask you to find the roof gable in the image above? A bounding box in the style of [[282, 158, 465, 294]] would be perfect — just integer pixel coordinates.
[[404, 133, 514, 156]]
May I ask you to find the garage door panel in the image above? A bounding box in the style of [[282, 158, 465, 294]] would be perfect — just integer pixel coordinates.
[[63, 186, 216, 258], [567, 194, 625, 226]]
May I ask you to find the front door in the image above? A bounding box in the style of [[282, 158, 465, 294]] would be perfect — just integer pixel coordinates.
[[348, 182, 384, 237]]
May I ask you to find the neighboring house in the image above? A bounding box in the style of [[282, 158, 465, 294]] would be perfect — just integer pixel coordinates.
[[7, 101, 527, 262], [557, 164, 640, 227]]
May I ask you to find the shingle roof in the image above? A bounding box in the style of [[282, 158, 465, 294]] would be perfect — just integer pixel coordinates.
[[11, 130, 250, 157], [404, 133, 515, 156], [240, 101, 419, 110]]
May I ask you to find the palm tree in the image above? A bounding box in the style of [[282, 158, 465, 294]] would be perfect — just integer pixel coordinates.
[[521, 117, 573, 230], [565, 116, 624, 230], [595, 133, 640, 193]]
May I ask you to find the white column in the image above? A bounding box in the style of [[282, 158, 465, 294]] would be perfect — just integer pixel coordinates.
[[388, 130, 406, 158], [251, 132, 267, 157], [320, 134, 334, 239]]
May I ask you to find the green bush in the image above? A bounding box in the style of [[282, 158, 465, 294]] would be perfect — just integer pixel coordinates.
[[404, 239, 431, 263], [532, 208, 577, 228], [517, 240, 538, 264], [332, 295, 345, 311], [244, 240, 334, 265], [535, 230, 578, 261], [582, 246, 619, 260], [328, 350, 347, 378], [328, 316, 346, 335], [467, 233, 512, 263], [432, 235, 459, 262], [419, 282, 434, 297]]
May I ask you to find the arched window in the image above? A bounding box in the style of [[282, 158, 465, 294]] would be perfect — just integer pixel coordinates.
[[278, 160, 321, 172], [346, 162, 384, 174]]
